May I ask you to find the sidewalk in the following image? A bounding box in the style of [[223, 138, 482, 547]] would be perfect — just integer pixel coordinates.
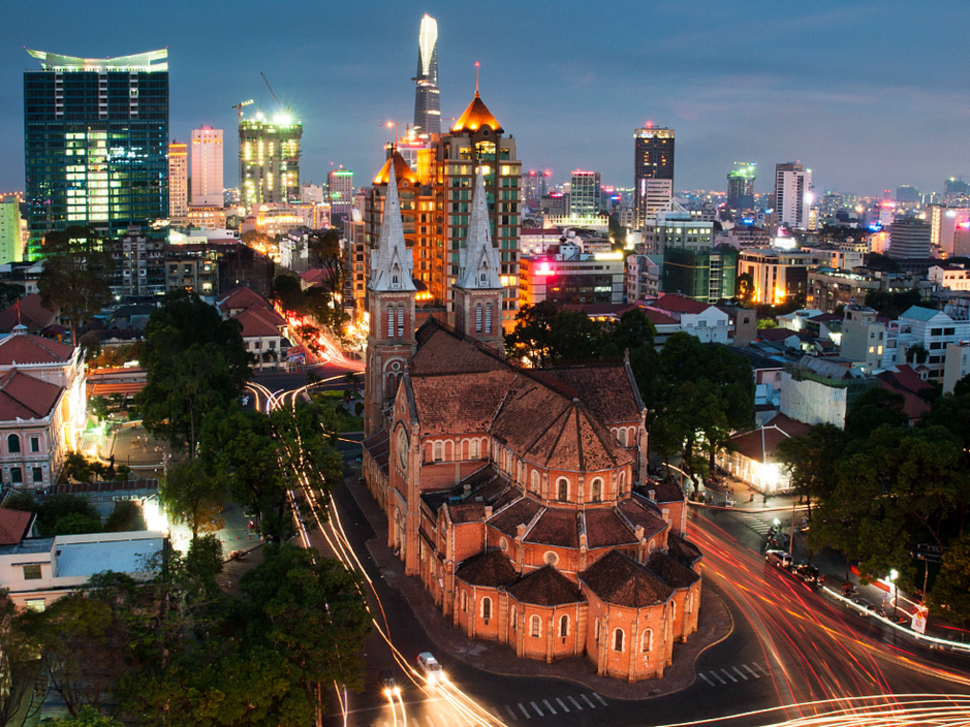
[[341, 472, 733, 700]]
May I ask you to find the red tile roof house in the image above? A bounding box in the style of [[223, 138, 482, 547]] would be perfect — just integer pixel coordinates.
[[361, 162, 703, 682], [215, 286, 289, 370], [0, 332, 85, 489], [716, 414, 812, 495]]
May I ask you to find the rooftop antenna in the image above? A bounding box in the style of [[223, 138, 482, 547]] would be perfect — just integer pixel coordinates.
[[475, 61, 480, 96]]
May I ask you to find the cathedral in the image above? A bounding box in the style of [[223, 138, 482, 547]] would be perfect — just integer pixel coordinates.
[[361, 148, 703, 682]]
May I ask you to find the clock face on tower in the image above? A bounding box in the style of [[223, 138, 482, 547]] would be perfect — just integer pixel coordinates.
[[397, 429, 409, 471]]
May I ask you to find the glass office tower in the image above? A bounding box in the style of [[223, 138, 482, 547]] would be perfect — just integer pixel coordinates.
[[23, 49, 169, 259]]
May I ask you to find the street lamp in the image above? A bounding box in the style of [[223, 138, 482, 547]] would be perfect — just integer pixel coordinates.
[[889, 569, 899, 620]]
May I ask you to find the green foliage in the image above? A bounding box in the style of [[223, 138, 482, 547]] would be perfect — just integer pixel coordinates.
[[0, 590, 36, 727], [2, 492, 36, 513], [63, 451, 112, 483], [0, 284, 23, 313], [864, 253, 899, 273], [104, 501, 146, 533], [756, 317, 778, 330], [927, 533, 970, 629], [137, 291, 252, 455], [29, 495, 102, 538], [88, 396, 110, 422], [776, 424, 845, 511], [41, 705, 123, 726], [954, 373, 970, 398], [160, 458, 226, 539], [307, 228, 345, 295], [843, 387, 908, 442], [54, 513, 103, 536], [37, 226, 114, 343], [864, 288, 921, 318]]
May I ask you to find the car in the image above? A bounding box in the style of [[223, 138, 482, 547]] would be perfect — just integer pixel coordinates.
[[417, 652, 445, 684], [791, 563, 824, 585], [765, 550, 792, 569], [379, 669, 401, 698], [851, 597, 877, 617]]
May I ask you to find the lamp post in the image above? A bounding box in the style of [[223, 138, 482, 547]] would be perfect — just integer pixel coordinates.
[[889, 569, 899, 620]]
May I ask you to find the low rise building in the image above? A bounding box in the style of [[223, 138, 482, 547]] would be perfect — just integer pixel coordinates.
[[779, 356, 872, 428], [520, 242, 624, 307], [646, 294, 733, 344], [215, 286, 289, 371], [928, 264, 970, 292], [717, 414, 811, 495], [894, 306, 970, 381], [738, 249, 823, 306], [943, 342, 970, 393]]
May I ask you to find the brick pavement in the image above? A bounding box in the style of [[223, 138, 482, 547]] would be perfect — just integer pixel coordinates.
[[343, 474, 733, 700]]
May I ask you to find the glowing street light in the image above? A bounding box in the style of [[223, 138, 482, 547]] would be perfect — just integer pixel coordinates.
[[889, 569, 899, 619]]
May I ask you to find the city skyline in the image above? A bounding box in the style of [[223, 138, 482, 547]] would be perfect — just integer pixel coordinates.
[[4, 1, 970, 196]]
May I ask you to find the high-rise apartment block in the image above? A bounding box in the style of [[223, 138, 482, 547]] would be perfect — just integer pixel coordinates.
[[328, 169, 354, 219], [727, 162, 756, 210], [24, 49, 169, 259], [168, 141, 188, 224], [0, 198, 25, 264], [239, 114, 301, 209], [773, 162, 812, 230], [412, 14, 441, 136], [888, 217, 931, 260], [569, 170, 601, 218], [634, 125, 674, 225], [524, 169, 550, 208], [191, 126, 224, 206]]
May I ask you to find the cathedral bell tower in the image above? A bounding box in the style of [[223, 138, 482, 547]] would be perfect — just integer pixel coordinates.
[[453, 166, 505, 355], [364, 162, 417, 437]]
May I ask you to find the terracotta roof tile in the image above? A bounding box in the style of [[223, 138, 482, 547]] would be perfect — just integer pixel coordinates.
[[217, 286, 269, 316], [667, 533, 703, 567], [655, 294, 712, 315], [525, 508, 579, 548], [488, 498, 543, 538], [585, 508, 638, 549], [646, 551, 700, 589], [0, 333, 74, 365], [411, 370, 516, 436], [507, 565, 586, 606], [616, 497, 668, 539], [580, 551, 673, 608], [0, 294, 58, 332], [362, 430, 390, 477], [455, 550, 517, 588], [536, 366, 640, 425], [448, 503, 487, 524], [411, 326, 506, 375], [234, 307, 283, 338], [726, 414, 812, 463], [0, 507, 33, 546], [0, 370, 63, 420]]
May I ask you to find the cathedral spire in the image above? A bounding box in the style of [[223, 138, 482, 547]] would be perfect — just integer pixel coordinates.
[[370, 162, 416, 292], [457, 166, 501, 290]]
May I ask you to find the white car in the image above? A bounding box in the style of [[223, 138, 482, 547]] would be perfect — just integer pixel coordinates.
[[417, 652, 444, 683], [765, 550, 792, 569]]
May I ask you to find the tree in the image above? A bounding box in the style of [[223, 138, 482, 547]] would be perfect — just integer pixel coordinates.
[[735, 272, 755, 307], [0, 592, 38, 727], [776, 424, 845, 513], [160, 459, 226, 540], [37, 227, 114, 344], [905, 343, 929, 365], [601, 308, 656, 357], [843, 387, 908, 442], [928, 533, 970, 634], [88, 396, 110, 422], [104, 501, 147, 533], [54, 512, 103, 536], [504, 301, 605, 367], [138, 291, 252, 455], [307, 228, 344, 295], [273, 273, 304, 314], [0, 284, 22, 313], [864, 288, 921, 319], [41, 706, 123, 727]]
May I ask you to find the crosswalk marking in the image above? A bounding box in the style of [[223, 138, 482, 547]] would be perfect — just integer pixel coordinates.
[[720, 668, 738, 683], [518, 703, 531, 719], [568, 696, 583, 710], [752, 662, 769, 675], [425, 716, 436, 727], [505, 704, 519, 721], [699, 672, 715, 686], [741, 663, 760, 679], [732, 666, 748, 681], [700, 662, 773, 686], [709, 670, 726, 685], [530, 702, 544, 717], [412, 719, 421, 727], [556, 698, 570, 713], [580, 694, 596, 709], [593, 692, 608, 706], [542, 699, 557, 715]]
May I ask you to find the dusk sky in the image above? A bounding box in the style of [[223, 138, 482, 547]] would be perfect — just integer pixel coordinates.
[[4, 0, 970, 197]]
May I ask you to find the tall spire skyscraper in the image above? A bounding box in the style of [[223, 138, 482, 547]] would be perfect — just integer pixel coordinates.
[[412, 14, 441, 136]]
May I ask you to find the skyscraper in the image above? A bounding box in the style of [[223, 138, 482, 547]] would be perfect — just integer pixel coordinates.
[[328, 168, 354, 219], [191, 126, 224, 206], [24, 49, 169, 258], [569, 170, 601, 218], [727, 162, 756, 210], [633, 124, 674, 226], [168, 141, 188, 224], [412, 14, 441, 136], [773, 162, 812, 230], [239, 113, 302, 209], [0, 198, 24, 264]]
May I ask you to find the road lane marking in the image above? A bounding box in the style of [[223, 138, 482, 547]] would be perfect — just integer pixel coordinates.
[[568, 696, 583, 710], [741, 663, 760, 679], [505, 704, 519, 721], [518, 703, 531, 719], [593, 693, 608, 706], [542, 699, 557, 715], [555, 698, 570, 712], [732, 666, 748, 680], [412, 719, 421, 727], [580, 694, 596, 708], [709, 671, 726, 685], [699, 672, 715, 686], [530, 701, 544, 717], [720, 668, 738, 683]]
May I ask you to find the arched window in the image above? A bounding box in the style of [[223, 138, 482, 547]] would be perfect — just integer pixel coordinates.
[[686, 593, 693, 614], [530, 470, 540, 494], [613, 628, 625, 652], [387, 308, 395, 338], [470, 439, 479, 458], [671, 600, 677, 619], [482, 597, 492, 621], [433, 442, 444, 462], [461, 591, 468, 613], [6, 434, 19, 454], [397, 307, 404, 337], [594, 618, 601, 644], [511, 606, 517, 631], [591, 478, 602, 503], [392, 274, 400, 288], [530, 615, 541, 638], [619, 471, 627, 496], [485, 303, 493, 334], [479, 271, 487, 286], [475, 304, 483, 333], [618, 428, 627, 446], [641, 628, 653, 653], [557, 478, 569, 502], [559, 614, 569, 638]]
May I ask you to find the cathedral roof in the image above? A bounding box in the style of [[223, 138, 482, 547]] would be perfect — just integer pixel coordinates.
[[580, 551, 673, 608], [451, 92, 504, 134], [372, 150, 420, 186], [667, 532, 703, 568], [615, 497, 669, 541], [455, 549, 517, 588], [507, 565, 586, 606], [535, 366, 642, 425], [646, 551, 700, 590]]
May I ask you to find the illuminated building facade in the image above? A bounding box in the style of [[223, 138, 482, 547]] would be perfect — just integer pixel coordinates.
[[738, 249, 819, 305], [328, 169, 354, 219], [238, 115, 302, 209], [569, 170, 601, 218], [191, 126, 223, 206], [662, 246, 737, 304], [24, 49, 169, 259], [168, 141, 187, 224], [773, 162, 812, 230], [520, 246, 624, 307], [0, 198, 24, 264], [412, 14, 441, 136], [726, 162, 756, 210], [887, 217, 931, 260], [634, 125, 674, 226]]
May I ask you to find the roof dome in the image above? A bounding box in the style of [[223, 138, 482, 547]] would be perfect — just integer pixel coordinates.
[[451, 92, 504, 134]]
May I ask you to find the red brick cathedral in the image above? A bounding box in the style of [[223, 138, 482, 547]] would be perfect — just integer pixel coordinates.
[[362, 160, 703, 682]]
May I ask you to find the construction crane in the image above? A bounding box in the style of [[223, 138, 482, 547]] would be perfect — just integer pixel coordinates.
[[233, 99, 254, 123], [260, 73, 286, 115]]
